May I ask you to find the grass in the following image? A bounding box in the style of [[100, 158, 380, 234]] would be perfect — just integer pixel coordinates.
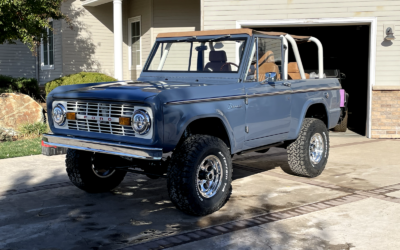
[[0, 138, 42, 159], [19, 122, 49, 138]]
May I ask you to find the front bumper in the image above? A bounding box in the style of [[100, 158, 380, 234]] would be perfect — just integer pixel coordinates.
[[42, 134, 162, 160]]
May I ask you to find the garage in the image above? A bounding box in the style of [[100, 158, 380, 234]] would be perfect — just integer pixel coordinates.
[[253, 25, 370, 136]]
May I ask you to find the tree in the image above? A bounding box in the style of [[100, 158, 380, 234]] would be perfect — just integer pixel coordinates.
[[0, 0, 70, 53]]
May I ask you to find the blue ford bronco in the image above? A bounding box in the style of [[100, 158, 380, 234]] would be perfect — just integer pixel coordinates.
[[43, 29, 348, 215]]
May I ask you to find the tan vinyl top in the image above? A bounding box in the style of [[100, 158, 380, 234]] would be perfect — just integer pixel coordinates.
[[156, 28, 311, 42], [156, 28, 253, 38]]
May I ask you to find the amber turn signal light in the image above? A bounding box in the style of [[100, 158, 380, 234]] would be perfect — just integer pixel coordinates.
[[66, 112, 76, 120], [119, 117, 131, 125]]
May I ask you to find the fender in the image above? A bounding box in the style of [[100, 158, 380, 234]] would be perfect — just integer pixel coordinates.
[[288, 97, 330, 140], [162, 102, 241, 154]]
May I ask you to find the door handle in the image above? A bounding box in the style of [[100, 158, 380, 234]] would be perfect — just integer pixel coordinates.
[[282, 82, 291, 87]]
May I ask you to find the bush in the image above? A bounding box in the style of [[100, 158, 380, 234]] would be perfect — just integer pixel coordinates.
[[45, 72, 117, 96], [18, 122, 49, 138], [0, 75, 40, 98]]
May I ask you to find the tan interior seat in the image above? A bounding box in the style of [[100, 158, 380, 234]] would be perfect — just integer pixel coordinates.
[[204, 51, 231, 72], [288, 62, 310, 80], [257, 51, 280, 81]]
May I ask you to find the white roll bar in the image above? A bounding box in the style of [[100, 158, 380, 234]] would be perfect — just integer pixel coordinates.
[[157, 43, 172, 70], [280, 35, 289, 80], [308, 37, 324, 79], [284, 34, 306, 80]]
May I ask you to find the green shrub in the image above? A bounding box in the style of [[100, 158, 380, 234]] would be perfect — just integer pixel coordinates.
[[18, 122, 49, 137], [0, 75, 40, 98], [45, 72, 117, 96]]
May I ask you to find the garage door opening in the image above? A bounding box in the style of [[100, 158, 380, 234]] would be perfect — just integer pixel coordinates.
[[254, 25, 370, 136]]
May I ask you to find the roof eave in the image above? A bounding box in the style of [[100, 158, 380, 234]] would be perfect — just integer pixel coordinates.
[[82, 0, 113, 7]]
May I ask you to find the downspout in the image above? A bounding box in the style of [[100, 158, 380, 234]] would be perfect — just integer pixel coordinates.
[[113, 0, 124, 80], [36, 45, 39, 82], [284, 34, 306, 80]]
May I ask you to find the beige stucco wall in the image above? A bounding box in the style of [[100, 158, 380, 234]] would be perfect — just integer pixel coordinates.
[[202, 0, 400, 87], [126, 0, 152, 80], [152, 0, 201, 40], [61, 0, 115, 79], [60, 0, 200, 81]]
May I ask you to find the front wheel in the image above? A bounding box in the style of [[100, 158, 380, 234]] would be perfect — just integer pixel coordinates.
[[66, 149, 126, 193], [167, 135, 232, 216], [287, 118, 329, 178]]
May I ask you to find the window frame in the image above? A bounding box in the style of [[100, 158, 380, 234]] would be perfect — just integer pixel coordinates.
[[128, 16, 142, 70], [244, 35, 285, 82], [143, 38, 248, 73], [41, 20, 54, 70]]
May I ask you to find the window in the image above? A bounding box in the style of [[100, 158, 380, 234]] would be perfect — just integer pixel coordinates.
[[245, 37, 282, 81], [145, 37, 247, 73], [129, 17, 141, 70], [41, 21, 54, 70]]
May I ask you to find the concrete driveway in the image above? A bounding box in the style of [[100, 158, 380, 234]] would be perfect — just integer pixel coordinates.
[[0, 131, 399, 250]]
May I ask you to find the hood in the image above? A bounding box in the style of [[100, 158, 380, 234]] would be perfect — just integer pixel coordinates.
[[51, 81, 209, 103]]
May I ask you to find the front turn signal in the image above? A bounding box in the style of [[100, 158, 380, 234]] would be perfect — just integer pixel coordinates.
[[119, 117, 131, 125], [66, 112, 76, 120]]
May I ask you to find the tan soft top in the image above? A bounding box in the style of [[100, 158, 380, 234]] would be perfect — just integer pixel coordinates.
[[156, 28, 311, 42]]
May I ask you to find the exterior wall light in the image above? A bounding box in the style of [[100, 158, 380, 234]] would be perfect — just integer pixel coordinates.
[[385, 27, 395, 40]]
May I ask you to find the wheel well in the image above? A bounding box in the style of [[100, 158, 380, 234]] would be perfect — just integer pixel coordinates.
[[305, 103, 328, 127], [182, 118, 231, 149]]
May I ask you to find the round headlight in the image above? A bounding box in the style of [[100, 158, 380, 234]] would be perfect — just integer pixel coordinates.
[[131, 109, 151, 135], [53, 104, 66, 126]]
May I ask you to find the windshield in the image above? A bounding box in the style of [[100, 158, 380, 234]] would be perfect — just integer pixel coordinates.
[[145, 37, 247, 73]]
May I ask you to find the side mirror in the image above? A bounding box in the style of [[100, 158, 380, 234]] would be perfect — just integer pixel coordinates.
[[263, 72, 277, 83]]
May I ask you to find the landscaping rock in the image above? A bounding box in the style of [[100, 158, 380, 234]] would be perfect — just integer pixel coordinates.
[[0, 93, 44, 133]]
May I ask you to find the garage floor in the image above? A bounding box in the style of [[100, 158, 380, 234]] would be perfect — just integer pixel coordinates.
[[0, 133, 399, 250]]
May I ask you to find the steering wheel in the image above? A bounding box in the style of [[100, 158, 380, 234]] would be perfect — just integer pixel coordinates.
[[220, 62, 239, 71]]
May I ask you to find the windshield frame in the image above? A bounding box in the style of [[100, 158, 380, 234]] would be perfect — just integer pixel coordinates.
[[141, 34, 251, 80]]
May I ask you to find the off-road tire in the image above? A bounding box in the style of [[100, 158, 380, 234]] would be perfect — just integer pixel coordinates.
[[287, 118, 329, 178], [333, 111, 348, 132], [167, 135, 232, 216], [66, 149, 126, 193]]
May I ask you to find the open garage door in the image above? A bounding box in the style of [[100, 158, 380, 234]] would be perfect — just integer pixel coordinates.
[[253, 25, 370, 136]]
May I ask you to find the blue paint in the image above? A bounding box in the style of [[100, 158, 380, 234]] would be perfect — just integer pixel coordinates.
[[47, 33, 341, 155]]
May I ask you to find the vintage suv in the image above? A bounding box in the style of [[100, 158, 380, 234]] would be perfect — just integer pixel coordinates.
[[43, 29, 347, 216]]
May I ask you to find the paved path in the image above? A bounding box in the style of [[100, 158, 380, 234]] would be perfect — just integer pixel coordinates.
[[0, 131, 399, 250]]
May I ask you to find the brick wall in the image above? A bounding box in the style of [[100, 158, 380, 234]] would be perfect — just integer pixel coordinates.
[[371, 90, 400, 139]]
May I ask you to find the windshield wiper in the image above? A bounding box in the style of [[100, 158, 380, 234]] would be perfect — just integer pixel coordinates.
[[209, 35, 231, 42], [177, 36, 197, 42]]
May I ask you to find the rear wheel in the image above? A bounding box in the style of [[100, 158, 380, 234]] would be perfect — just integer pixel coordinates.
[[287, 118, 329, 178], [167, 135, 232, 216], [333, 111, 348, 132], [66, 149, 126, 193]]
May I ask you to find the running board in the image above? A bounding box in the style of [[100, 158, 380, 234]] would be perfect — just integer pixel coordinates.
[[238, 142, 284, 155], [115, 167, 167, 178]]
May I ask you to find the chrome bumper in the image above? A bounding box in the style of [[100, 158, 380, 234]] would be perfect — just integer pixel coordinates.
[[42, 134, 162, 160]]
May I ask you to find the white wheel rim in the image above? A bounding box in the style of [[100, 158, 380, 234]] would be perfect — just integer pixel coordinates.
[[309, 133, 324, 165], [92, 156, 115, 178], [196, 155, 223, 198]]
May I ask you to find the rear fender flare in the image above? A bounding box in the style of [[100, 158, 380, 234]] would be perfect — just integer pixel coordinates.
[[291, 98, 329, 139]]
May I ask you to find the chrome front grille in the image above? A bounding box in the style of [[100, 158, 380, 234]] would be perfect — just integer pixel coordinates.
[[66, 101, 136, 137]]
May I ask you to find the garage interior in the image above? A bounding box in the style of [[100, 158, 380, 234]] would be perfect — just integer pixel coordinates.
[[254, 25, 370, 136]]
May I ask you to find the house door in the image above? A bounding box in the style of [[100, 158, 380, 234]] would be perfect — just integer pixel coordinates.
[[243, 36, 292, 150]]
